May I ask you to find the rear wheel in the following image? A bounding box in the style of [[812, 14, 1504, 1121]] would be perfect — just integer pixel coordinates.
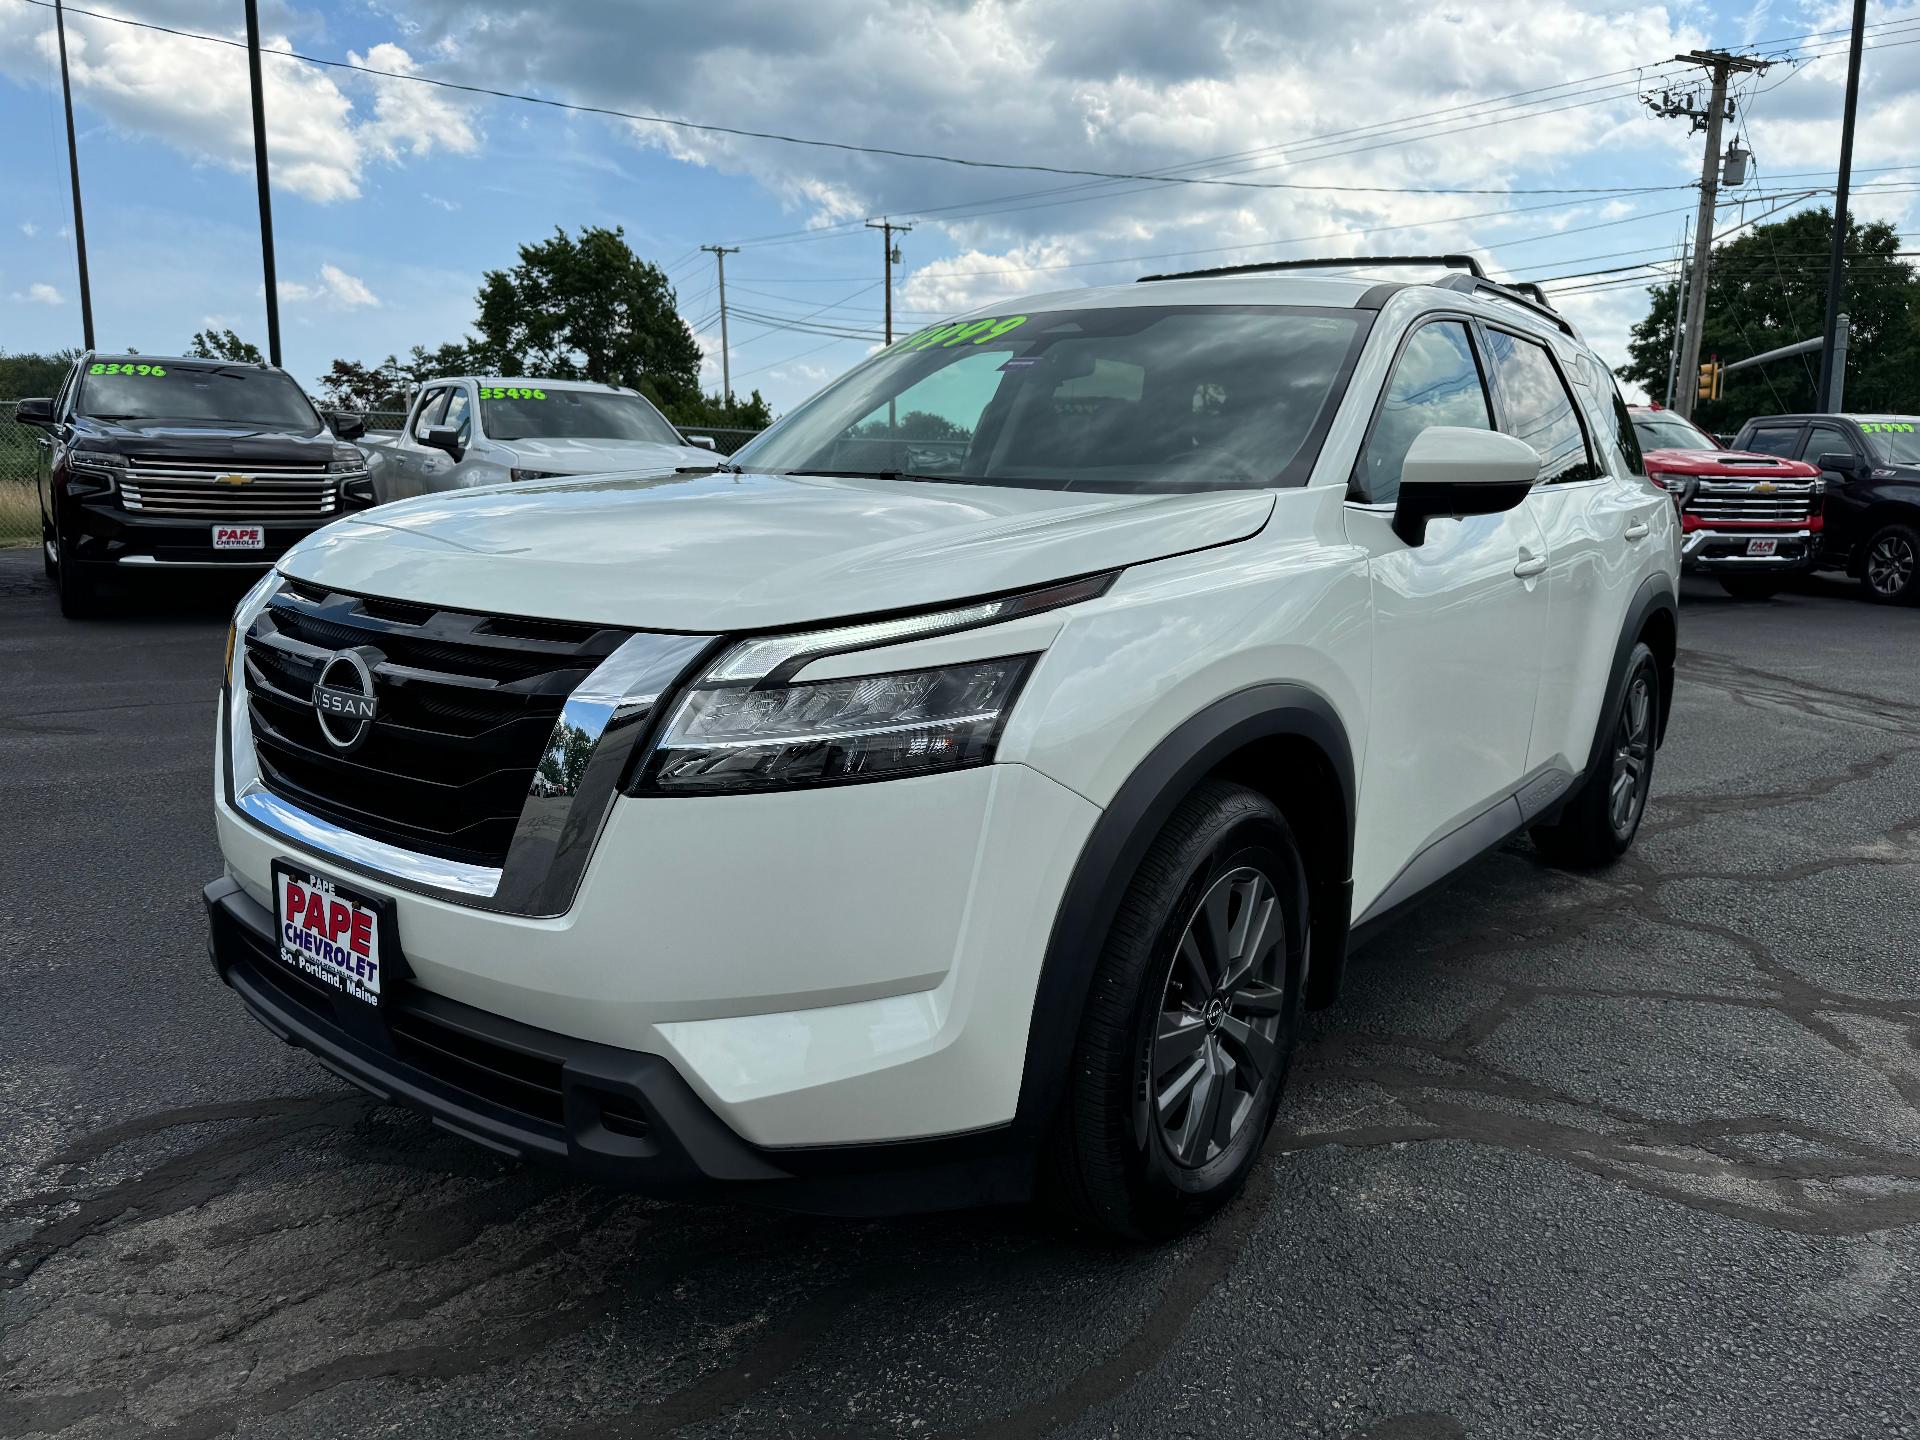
[[1530, 642, 1659, 868], [1861, 523, 1920, 605], [1043, 781, 1306, 1240], [1718, 575, 1784, 601]]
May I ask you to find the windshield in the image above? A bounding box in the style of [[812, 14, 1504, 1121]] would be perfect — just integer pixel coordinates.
[[1630, 412, 1717, 451], [75, 361, 319, 431], [1861, 419, 1920, 464], [731, 304, 1369, 492], [479, 387, 685, 445]]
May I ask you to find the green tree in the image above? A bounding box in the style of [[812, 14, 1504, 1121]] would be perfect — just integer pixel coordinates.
[[473, 225, 702, 408], [186, 327, 265, 364], [0, 348, 80, 398], [1618, 208, 1920, 431], [318, 341, 478, 412]]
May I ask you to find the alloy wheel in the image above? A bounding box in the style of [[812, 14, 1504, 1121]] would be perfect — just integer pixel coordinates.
[[1148, 866, 1288, 1169], [1867, 533, 1916, 598], [1609, 666, 1655, 839]]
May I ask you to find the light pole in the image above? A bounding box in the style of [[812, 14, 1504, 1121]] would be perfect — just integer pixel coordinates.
[[54, 0, 95, 349]]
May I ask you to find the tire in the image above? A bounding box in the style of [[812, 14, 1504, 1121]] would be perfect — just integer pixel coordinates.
[[1043, 780, 1307, 1241], [1530, 641, 1659, 868], [56, 554, 102, 618], [1718, 575, 1784, 601], [1860, 523, 1920, 605]]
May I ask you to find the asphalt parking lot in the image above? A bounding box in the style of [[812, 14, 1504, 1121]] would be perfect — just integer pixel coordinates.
[[3, 548, 1918, 1440]]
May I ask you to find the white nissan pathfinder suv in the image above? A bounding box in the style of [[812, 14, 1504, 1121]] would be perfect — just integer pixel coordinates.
[[207, 257, 1678, 1238]]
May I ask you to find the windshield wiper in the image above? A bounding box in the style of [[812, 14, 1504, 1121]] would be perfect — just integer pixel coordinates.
[[675, 459, 742, 474], [779, 467, 962, 483]]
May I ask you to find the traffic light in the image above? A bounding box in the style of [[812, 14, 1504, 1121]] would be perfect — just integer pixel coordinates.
[[1697, 358, 1723, 403]]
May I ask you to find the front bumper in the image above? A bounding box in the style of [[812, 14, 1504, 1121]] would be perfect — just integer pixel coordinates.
[[205, 876, 1034, 1213], [64, 499, 361, 570], [1679, 527, 1817, 572]]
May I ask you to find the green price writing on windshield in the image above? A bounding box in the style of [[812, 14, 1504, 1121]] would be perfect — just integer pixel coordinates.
[[1861, 421, 1916, 433], [897, 315, 1029, 350], [88, 363, 167, 377], [479, 386, 547, 400]]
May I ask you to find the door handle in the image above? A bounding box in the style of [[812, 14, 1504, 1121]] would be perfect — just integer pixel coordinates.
[[1624, 520, 1650, 541], [1513, 554, 1548, 579]]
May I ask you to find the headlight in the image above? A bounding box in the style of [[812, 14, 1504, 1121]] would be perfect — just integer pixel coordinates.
[[63, 447, 126, 495], [510, 468, 563, 483], [635, 572, 1113, 795], [644, 657, 1033, 794]]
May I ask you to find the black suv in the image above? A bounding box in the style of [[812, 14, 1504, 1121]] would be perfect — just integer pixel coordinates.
[[1731, 413, 1920, 604], [17, 354, 373, 617]]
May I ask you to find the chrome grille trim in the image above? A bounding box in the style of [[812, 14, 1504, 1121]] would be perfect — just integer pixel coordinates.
[[121, 459, 342, 519]]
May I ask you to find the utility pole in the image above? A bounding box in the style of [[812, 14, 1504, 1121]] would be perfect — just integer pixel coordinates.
[[243, 0, 282, 366], [1817, 0, 1868, 412], [866, 218, 912, 343], [53, 0, 94, 349], [701, 245, 739, 405], [1646, 50, 1769, 418], [1663, 226, 1690, 408]]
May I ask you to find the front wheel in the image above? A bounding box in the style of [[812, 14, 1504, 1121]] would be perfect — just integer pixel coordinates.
[[1861, 523, 1920, 604], [56, 553, 103, 619], [1043, 781, 1306, 1240], [1530, 641, 1660, 868]]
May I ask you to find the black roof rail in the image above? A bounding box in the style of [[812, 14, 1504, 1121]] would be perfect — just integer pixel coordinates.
[[1136, 254, 1486, 284], [1432, 272, 1575, 337]]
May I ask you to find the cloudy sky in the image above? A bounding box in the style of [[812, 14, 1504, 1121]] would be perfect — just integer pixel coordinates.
[[2, 0, 1917, 412]]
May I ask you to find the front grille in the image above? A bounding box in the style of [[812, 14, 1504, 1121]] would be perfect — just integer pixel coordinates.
[[122, 457, 342, 519], [1685, 478, 1817, 525], [242, 583, 631, 867]]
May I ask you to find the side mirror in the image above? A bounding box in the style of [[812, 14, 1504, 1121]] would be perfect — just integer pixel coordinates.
[[14, 396, 54, 428], [329, 411, 367, 441], [423, 424, 463, 460], [1393, 427, 1541, 546], [1817, 451, 1861, 477], [685, 434, 718, 451]]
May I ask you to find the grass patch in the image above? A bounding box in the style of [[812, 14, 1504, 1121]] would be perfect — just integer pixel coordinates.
[[0, 481, 40, 547]]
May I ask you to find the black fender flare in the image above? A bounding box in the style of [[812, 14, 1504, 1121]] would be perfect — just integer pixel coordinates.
[[1009, 683, 1357, 1152], [1581, 572, 1678, 784]]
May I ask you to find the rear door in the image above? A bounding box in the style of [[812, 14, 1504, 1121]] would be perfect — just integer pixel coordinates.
[[1345, 316, 1551, 915], [1796, 420, 1866, 565]]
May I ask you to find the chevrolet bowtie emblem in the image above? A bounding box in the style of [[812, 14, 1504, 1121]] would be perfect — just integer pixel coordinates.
[[214, 473, 253, 486], [1752, 480, 1777, 494]]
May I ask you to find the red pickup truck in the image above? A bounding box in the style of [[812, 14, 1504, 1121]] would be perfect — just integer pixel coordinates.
[[1628, 406, 1823, 600]]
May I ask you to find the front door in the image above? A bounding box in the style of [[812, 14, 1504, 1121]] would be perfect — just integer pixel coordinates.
[[1796, 420, 1866, 566], [1345, 318, 1549, 916]]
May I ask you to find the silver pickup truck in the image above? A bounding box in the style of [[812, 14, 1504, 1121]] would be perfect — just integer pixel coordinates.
[[360, 376, 718, 501]]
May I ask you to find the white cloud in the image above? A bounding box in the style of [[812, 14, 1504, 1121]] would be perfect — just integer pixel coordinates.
[[422, 191, 461, 211], [277, 264, 381, 308], [0, 8, 480, 204], [13, 282, 64, 305], [18, 221, 38, 238]]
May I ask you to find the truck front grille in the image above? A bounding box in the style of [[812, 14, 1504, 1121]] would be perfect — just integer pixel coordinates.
[[1685, 478, 1817, 525], [122, 457, 341, 519], [240, 580, 632, 867]]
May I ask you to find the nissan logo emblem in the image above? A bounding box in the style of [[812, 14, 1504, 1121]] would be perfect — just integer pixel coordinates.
[[312, 647, 381, 752]]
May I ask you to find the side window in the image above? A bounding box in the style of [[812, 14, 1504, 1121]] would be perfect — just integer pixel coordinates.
[[411, 388, 450, 441], [1797, 424, 1855, 464], [1481, 330, 1602, 483], [442, 388, 472, 443], [1353, 320, 1492, 505], [1608, 388, 1644, 476], [1743, 426, 1802, 457]]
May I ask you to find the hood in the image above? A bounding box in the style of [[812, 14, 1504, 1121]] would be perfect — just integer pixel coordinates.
[[496, 435, 711, 472], [67, 414, 336, 465], [280, 468, 1275, 631], [1641, 447, 1820, 478]]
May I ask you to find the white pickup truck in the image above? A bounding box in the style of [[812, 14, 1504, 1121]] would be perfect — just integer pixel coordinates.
[[359, 376, 719, 501]]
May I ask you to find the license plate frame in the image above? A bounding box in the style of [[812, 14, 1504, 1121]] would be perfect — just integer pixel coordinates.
[[213, 524, 265, 551], [270, 859, 395, 1009], [1746, 537, 1780, 557]]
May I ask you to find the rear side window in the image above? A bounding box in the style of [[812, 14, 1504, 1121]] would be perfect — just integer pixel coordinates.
[[1743, 425, 1802, 457], [1607, 389, 1644, 476], [1352, 320, 1492, 505], [1796, 424, 1855, 464], [1481, 330, 1602, 483]]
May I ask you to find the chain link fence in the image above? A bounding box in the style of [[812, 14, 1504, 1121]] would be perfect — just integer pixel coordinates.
[[0, 401, 762, 547]]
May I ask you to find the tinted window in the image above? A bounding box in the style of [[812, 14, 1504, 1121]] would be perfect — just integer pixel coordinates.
[[734, 305, 1369, 494], [412, 388, 450, 441], [1743, 426, 1802, 457], [1352, 320, 1491, 505], [1607, 390, 1644, 475], [1632, 411, 1718, 451], [1797, 424, 1856, 464], [1857, 420, 1920, 464], [75, 361, 319, 431], [1482, 331, 1601, 483], [480, 389, 684, 445]]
